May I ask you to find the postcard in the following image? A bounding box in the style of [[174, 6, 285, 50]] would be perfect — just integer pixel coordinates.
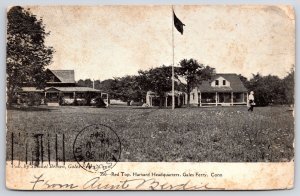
[[6, 5, 295, 190]]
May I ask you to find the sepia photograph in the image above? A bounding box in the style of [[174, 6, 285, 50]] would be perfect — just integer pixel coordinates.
[[5, 5, 295, 190]]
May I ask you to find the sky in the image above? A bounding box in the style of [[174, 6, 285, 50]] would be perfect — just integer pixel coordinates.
[[27, 5, 295, 81]]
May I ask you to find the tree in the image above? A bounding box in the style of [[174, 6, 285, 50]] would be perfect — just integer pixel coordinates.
[[110, 75, 145, 105], [99, 79, 118, 99], [6, 6, 54, 107], [177, 59, 214, 107], [138, 65, 181, 108], [282, 67, 294, 105], [247, 73, 285, 106], [77, 79, 93, 88], [138, 66, 169, 107], [238, 74, 250, 89]]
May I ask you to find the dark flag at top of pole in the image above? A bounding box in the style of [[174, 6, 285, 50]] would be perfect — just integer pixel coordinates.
[[171, 7, 185, 110], [173, 11, 185, 34]]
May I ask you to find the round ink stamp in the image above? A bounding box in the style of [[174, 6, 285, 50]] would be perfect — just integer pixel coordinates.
[[73, 124, 122, 173]]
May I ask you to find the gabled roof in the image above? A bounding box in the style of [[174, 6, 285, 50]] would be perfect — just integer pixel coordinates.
[[198, 73, 248, 93], [48, 69, 75, 83]]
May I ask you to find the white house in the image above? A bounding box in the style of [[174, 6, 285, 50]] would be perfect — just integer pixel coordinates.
[[189, 73, 248, 106]]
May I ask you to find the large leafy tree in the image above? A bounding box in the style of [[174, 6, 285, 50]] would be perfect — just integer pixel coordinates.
[[177, 59, 214, 107], [138, 65, 180, 107], [247, 73, 286, 106], [113, 75, 145, 105], [282, 68, 294, 105], [98, 79, 118, 99], [238, 74, 250, 89], [77, 79, 93, 88], [6, 6, 54, 106]]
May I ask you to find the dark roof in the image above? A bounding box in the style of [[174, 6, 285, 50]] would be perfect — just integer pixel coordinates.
[[49, 70, 75, 83], [197, 73, 248, 93]]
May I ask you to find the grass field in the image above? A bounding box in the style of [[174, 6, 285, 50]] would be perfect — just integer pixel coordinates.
[[6, 105, 294, 162]]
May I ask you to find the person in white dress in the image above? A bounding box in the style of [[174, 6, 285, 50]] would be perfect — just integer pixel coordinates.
[[248, 91, 255, 112]]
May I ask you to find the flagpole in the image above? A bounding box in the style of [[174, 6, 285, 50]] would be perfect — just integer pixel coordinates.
[[171, 5, 175, 110]]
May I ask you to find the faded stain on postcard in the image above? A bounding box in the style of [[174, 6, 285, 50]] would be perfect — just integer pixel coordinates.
[[6, 5, 295, 190]]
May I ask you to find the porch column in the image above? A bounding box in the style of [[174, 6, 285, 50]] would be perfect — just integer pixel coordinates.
[[215, 92, 218, 106], [178, 94, 180, 106], [148, 96, 151, 106], [73, 92, 76, 99], [150, 97, 152, 106], [231, 92, 233, 106], [199, 92, 202, 107], [44, 92, 47, 98], [242, 93, 245, 104], [165, 96, 168, 107], [246, 92, 249, 107]]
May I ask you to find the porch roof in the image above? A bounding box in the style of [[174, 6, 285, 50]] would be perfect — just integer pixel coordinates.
[[46, 87, 101, 93], [20, 87, 44, 92], [147, 90, 184, 96], [20, 86, 101, 93]]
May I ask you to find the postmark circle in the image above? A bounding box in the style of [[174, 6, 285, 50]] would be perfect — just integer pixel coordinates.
[[73, 124, 122, 173]]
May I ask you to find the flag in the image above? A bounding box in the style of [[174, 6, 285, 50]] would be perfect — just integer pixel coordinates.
[[173, 11, 185, 34]]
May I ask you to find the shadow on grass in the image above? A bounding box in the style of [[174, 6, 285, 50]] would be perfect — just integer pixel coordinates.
[[7, 106, 56, 112]]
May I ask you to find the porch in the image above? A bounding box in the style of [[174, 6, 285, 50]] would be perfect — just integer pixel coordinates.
[[18, 86, 105, 106], [146, 91, 187, 107], [199, 92, 248, 106]]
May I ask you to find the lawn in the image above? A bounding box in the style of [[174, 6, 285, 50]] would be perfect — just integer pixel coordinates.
[[6, 105, 294, 162]]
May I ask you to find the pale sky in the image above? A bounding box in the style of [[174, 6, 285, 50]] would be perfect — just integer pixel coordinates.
[[27, 5, 295, 81]]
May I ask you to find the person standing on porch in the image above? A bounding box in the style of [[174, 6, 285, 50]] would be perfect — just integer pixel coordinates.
[[248, 91, 255, 112]]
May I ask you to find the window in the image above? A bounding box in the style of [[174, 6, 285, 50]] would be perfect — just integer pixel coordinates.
[[192, 93, 195, 100], [215, 80, 219, 86], [223, 80, 226, 85]]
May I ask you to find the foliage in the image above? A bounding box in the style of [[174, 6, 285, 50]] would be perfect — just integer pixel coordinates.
[[26, 92, 42, 106], [94, 96, 107, 108], [7, 6, 54, 106], [240, 69, 294, 106], [97, 79, 118, 99], [238, 74, 250, 89], [177, 59, 214, 106], [138, 65, 180, 107], [251, 74, 285, 106], [114, 75, 146, 104], [282, 68, 294, 105], [77, 79, 93, 88], [78, 66, 183, 106]]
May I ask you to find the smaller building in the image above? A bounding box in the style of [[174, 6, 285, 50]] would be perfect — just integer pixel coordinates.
[[146, 91, 187, 107]]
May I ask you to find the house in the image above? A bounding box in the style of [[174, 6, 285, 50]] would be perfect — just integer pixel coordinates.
[[145, 73, 248, 107], [189, 73, 248, 106], [18, 69, 107, 106]]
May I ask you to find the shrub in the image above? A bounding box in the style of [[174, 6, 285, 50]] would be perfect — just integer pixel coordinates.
[[27, 93, 42, 106], [94, 96, 106, 108]]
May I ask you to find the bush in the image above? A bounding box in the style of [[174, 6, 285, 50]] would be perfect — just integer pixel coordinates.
[[27, 93, 42, 106], [94, 96, 106, 108]]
